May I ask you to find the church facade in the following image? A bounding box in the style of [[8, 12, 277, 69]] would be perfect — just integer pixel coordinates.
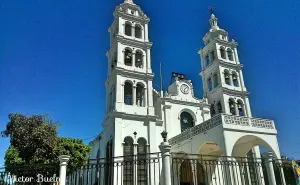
[[87, 0, 284, 184]]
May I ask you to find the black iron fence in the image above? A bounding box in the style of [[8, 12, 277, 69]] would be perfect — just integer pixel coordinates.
[[171, 153, 297, 185], [66, 153, 162, 185], [0, 164, 58, 185], [63, 153, 299, 185]]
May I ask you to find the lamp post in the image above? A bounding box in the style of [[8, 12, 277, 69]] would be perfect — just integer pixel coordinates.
[[159, 131, 171, 185]]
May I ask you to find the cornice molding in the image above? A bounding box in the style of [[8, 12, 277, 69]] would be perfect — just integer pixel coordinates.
[[114, 67, 154, 80], [162, 98, 210, 108], [116, 35, 152, 49]]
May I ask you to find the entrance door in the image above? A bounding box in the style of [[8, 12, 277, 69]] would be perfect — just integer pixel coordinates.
[[180, 160, 194, 185]]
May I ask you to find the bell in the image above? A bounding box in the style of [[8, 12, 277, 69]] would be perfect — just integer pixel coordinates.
[[238, 104, 242, 109], [233, 76, 237, 80], [137, 58, 141, 62], [126, 55, 131, 59], [225, 75, 229, 78], [230, 104, 234, 108]]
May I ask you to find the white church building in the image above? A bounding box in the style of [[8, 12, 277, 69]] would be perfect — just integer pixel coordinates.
[[82, 0, 288, 185]]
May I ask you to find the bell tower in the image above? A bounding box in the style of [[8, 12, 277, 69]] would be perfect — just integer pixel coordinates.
[[199, 13, 252, 118], [106, 0, 154, 117], [99, 0, 159, 159]]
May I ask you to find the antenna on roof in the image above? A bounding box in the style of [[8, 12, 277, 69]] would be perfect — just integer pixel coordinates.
[[160, 62, 163, 97]]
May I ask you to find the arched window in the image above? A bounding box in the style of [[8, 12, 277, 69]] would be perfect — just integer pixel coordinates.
[[123, 137, 134, 185], [125, 22, 132, 36], [237, 100, 245, 116], [227, 49, 234, 61], [136, 84, 145, 107], [210, 104, 216, 117], [124, 82, 133, 105], [124, 49, 133, 66], [210, 50, 215, 62], [207, 78, 212, 91], [229, 99, 236, 115], [123, 137, 134, 156], [205, 55, 210, 67], [224, 70, 231, 85], [213, 73, 219, 88], [232, 72, 239, 87], [220, 47, 226, 59], [180, 112, 194, 132], [137, 138, 148, 185], [217, 101, 222, 113], [135, 24, 142, 38], [135, 51, 143, 68]]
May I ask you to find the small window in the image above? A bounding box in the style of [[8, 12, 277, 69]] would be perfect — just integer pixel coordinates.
[[220, 47, 226, 59], [124, 82, 133, 105], [210, 51, 215, 61], [125, 22, 132, 36], [124, 49, 133, 66], [136, 84, 145, 107], [205, 55, 210, 67], [224, 70, 231, 85], [135, 51, 143, 68], [237, 100, 244, 116], [207, 78, 213, 91], [227, 49, 234, 61], [229, 99, 236, 115], [232, 72, 239, 87], [217, 101, 222, 113], [135, 25, 142, 38], [213, 74, 218, 88]]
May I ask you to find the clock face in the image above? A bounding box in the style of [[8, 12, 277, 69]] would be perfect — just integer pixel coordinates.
[[180, 84, 189, 94]]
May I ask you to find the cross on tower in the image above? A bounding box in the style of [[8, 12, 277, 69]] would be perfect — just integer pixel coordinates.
[[208, 6, 215, 15]]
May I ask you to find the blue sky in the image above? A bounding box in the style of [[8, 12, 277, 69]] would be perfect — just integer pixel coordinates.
[[0, 0, 299, 166]]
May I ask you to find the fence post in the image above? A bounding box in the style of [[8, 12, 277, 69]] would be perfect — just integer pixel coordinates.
[[159, 131, 172, 185], [265, 152, 276, 185], [59, 155, 70, 185]]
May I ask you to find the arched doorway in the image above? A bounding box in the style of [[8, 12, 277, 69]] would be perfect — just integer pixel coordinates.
[[196, 163, 206, 185], [231, 135, 284, 185], [231, 135, 278, 158], [198, 142, 223, 185], [180, 160, 193, 185]]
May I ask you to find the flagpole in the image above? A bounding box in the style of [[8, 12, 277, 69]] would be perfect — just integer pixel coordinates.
[[160, 62, 163, 97]]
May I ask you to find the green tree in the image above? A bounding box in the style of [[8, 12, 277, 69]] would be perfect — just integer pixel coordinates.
[[56, 138, 91, 174], [1, 113, 91, 176]]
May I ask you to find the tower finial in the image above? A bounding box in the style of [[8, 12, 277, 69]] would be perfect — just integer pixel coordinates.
[[208, 6, 215, 15], [208, 7, 219, 30], [124, 0, 134, 4]]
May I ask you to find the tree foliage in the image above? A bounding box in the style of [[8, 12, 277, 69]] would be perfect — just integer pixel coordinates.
[[1, 113, 91, 175], [56, 138, 91, 174]]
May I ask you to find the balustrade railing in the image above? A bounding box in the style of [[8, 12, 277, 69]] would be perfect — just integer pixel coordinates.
[[169, 114, 276, 145]]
